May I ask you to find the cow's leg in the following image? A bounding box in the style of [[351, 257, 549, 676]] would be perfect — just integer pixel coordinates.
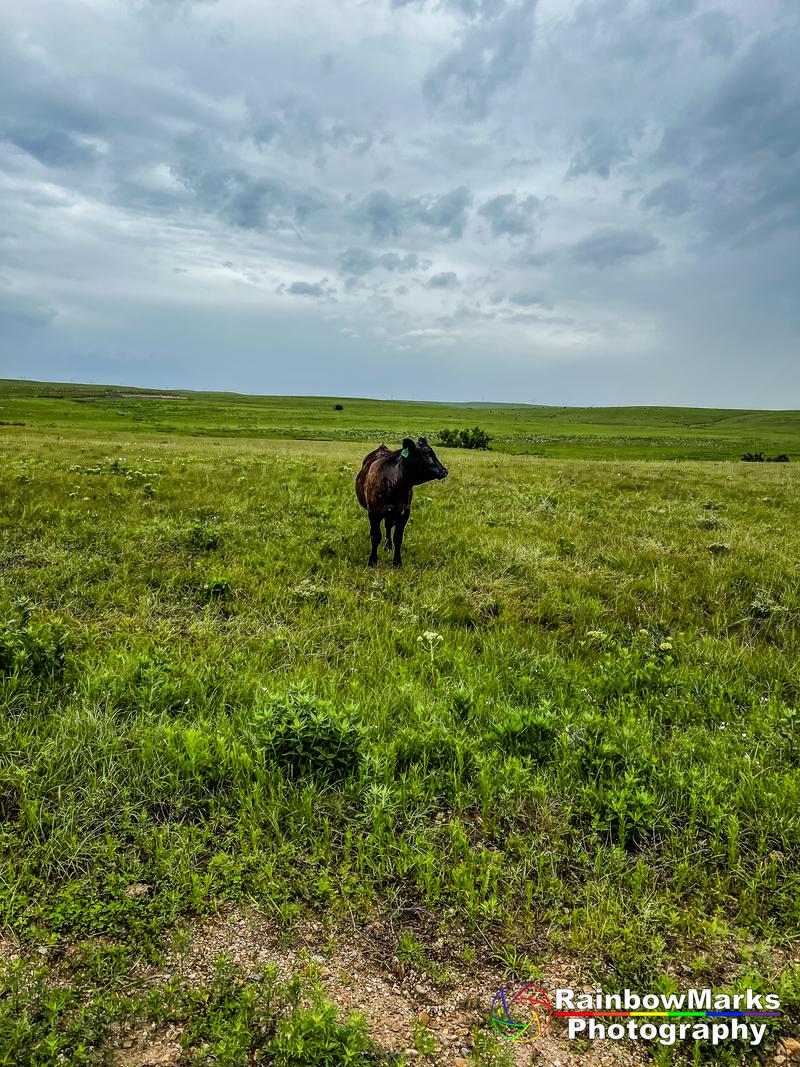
[[392, 510, 410, 569], [368, 512, 382, 567], [384, 516, 394, 552]]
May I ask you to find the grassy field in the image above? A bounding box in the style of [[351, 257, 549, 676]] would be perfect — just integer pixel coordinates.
[[2, 378, 800, 460], [1, 393, 799, 1063]]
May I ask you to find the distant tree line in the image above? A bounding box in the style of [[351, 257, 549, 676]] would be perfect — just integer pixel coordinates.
[[741, 452, 790, 462], [438, 427, 492, 450]]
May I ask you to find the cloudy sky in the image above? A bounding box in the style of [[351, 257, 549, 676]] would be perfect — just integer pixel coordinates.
[[1, 0, 798, 405]]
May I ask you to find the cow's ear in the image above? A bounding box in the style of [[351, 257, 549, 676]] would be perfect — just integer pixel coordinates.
[[402, 438, 415, 451], [418, 436, 428, 446]]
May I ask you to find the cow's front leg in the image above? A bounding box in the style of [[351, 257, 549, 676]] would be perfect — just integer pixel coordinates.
[[392, 510, 410, 569], [368, 512, 382, 567], [384, 516, 394, 552]]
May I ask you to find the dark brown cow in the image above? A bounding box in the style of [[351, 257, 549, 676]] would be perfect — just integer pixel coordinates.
[[355, 437, 448, 568]]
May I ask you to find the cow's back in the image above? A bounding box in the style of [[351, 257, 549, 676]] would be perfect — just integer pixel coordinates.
[[355, 444, 391, 509]]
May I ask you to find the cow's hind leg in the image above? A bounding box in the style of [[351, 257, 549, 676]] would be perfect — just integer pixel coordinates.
[[368, 513, 382, 567], [392, 510, 410, 569], [384, 516, 394, 552]]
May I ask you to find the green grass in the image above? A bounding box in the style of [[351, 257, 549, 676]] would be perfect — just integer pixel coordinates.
[[2, 378, 800, 459], [1, 411, 799, 1063], [0, 953, 399, 1066]]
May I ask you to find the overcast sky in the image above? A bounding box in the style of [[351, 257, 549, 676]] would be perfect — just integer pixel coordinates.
[[1, 0, 798, 406]]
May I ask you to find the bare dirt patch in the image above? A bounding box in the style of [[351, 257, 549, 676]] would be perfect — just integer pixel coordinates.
[[112, 1025, 183, 1067], [133, 906, 649, 1067], [0, 935, 19, 964]]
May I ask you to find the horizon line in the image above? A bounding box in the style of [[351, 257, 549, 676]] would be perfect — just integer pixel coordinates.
[[2, 377, 798, 415]]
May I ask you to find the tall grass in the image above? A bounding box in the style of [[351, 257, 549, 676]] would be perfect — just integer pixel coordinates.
[[0, 429, 798, 1059]]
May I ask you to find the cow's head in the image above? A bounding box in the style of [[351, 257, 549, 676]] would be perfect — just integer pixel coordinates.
[[402, 437, 448, 483]]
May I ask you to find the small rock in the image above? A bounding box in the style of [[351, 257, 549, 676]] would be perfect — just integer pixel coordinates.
[[418, 1011, 431, 1025], [125, 882, 151, 898]]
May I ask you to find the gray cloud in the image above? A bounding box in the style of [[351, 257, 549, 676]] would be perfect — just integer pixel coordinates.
[[665, 40, 795, 168], [287, 281, 326, 297], [426, 270, 459, 288], [130, 0, 217, 14], [508, 289, 547, 307], [695, 9, 739, 56], [381, 252, 422, 272], [248, 95, 373, 162], [0, 287, 56, 330], [5, 128, 99, 168], [393, 0, 507, 16], [172, 132, 330, 232], [571, 228, 661, 266], [418, 186, 472, 238], [351, 191, 407, 240], [338, 248, 423, 277], [423, 0, 537, 120], [652, 0, 697, 20], [567, 123, 633, 180], [338, 247, 378, 277], [478, 192, 540, 237], [657, 33, 800, 243], [642, 179, 691, 216], [351, 186, 471, 240]]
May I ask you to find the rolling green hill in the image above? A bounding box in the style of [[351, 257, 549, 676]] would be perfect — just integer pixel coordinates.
[[1, 378, 799, 460]]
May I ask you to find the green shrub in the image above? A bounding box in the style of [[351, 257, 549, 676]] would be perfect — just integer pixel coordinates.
[[573, 714, 655, 784], [392, 723, 476, 779], [741, 452, 790, 462], [169, 959, 281, 1066], [0, 600, 69, 678], [199, 574, 232, 603], [438, 427, 492, 449], [0, 958, 127, 1066], [590, 644, 674, 701], [138, 722, 254, 811], [269, 997, 374, 1067], [251, 689, 363, 781], [488, 706, 557, 761], [186, 522, 222, 551], [580, 772, 661, 845], [102, 650, 198, 717], [449, 685, 475, 721]]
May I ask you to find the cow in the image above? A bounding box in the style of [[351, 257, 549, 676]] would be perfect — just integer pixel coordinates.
[[355, 437, 448, 568]]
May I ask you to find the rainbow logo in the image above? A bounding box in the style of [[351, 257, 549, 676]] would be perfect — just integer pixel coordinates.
[[490, 982, 552, 1041]]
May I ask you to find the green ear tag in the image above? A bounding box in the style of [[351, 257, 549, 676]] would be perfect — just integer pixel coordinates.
[[401, 448, 409, 458]]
